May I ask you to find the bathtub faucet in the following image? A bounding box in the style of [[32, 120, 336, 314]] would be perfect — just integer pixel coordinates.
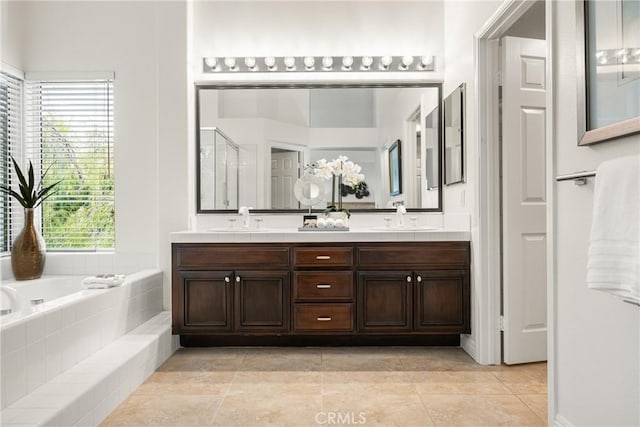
[[1, 285, 22, 315]]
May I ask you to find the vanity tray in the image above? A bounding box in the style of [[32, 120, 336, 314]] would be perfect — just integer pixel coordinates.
[[298, 227, 350, 232]]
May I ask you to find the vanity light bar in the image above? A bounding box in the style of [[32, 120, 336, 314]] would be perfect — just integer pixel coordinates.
[[594, 47, 640, 65], [202, 56, 436, 73]]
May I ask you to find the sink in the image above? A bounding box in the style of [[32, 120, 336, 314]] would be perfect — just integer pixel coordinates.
[[206, 227, 272, 233], [370, 226, 440, 231]]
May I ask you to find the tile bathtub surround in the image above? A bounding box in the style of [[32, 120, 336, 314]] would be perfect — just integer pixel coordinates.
[[0, 312, 178, 427], [0, 270, 164, 409], [103, 347, 548, 426], [0, 252, 156, 281]]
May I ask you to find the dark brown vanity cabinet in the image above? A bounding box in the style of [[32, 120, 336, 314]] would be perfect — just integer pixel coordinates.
[[172, 241, 470, 343], [172, 245, 290, 335]]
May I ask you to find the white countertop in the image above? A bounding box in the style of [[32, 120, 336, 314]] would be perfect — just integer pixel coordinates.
[[171, 228, 470, 243]]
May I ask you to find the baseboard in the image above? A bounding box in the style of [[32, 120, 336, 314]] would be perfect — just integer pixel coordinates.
[[460, 335, 477, 361], [554, 414, 575, 427]]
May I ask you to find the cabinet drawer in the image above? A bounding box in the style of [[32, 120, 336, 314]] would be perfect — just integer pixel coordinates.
[[294, 271, 353, 301], [294, 304, 353, 331], [357, 243, 469, 269], [175, 245, 289, 269], [293, 247, 353, 267]]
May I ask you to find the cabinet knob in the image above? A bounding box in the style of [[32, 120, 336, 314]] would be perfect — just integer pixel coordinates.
[[316, 284, 332, 289], [317, 317, 332, 321], [224, 276, 230, 283], [235, 276, 241, 283], [417, 275, 422, 283], [406, 276, 412, 283]]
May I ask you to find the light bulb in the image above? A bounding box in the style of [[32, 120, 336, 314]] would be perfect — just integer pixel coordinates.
[[379, 56, 392, 70], [284, 56, 296, 70], [599, 56, 608, 65], [400, 56, 414, 70], [617, 48, 627, 56], [419, 55, 434, 69], [342, 56, 354, 70], [621, 54, 628, 64], [303, 56, 315, 70], [361, 56, 373, 70], [322, 56, 333, 70], [244, 57, 257, 70], [204, 57, 218, 69], [264, 56, 277, 70], [224, 57, 237, 70]]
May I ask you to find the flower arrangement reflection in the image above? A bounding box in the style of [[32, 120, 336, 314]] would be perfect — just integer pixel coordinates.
[[306, 155, 365, 218]]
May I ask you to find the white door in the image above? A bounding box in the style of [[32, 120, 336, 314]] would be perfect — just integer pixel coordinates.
[[502, 36, 547, 364], [271, 151, 299, 209]]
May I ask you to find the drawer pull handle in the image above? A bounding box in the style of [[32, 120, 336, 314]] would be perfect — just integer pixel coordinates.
[[316, 255, 331, 260], [316, 284, 332, 289], [317, 317, 332, 321]]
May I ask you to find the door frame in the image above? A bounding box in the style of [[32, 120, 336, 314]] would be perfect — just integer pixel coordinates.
[[473, 0, 554, 422]]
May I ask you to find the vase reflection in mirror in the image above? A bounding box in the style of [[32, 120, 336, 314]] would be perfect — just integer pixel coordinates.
[[12, 208, 46, 280]]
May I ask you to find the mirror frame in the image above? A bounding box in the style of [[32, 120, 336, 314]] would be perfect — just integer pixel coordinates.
[[443, 83, 465, 186], [195, 82, 443, 214]]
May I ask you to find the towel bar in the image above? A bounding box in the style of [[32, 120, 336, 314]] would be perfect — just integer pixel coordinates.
[[555, 171, 596, 185]]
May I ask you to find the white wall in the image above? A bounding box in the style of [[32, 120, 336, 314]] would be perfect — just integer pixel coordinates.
[[552, 1, 640, 425], [193, 1, 443, 78], [5, 1, 189, 306], [443, 0, 503, 215], [1, 1, 24, 71]]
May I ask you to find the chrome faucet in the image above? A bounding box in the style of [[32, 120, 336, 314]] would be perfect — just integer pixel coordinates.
[[238, 206, 253, 228], [1, 285, 22, 315], [396, 205, 407, 227]]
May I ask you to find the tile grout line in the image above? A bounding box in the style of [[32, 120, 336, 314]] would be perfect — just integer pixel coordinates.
[[208, 350, 248, 425], [514, 393, 548, 426]]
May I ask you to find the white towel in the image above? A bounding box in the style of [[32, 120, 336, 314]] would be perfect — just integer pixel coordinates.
[[587, 155, 640, 304], [82, 274, 126, 289]]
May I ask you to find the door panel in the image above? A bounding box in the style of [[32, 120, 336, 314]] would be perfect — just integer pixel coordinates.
[[181, 270, 233, 332], [271, 151, 299, 209], [414, 270, 470, 333], [502, 36, 547, 364], [234, 270, 290, 332], [357, 271, 412, 332]]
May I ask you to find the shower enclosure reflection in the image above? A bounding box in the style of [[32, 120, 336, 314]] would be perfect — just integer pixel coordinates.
[[199, 127, 239, 210]]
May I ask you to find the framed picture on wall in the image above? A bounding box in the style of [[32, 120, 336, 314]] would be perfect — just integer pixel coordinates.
[[577, 0, 640, 146], [389, 139, 402, 196]]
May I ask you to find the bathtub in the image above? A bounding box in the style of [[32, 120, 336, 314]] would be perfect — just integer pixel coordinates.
[[0, 269, 164, 409], [1, 276, 95, 320]]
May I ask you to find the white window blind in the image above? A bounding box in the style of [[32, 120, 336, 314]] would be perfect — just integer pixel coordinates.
[[0, 71, 23, 253], [25, 79, 114, 250]]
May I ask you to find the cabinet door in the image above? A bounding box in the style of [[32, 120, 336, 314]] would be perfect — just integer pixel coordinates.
[[180, 270, 233, 332], [357, 271, 412, 333], [234, 270, 290, 333], [414, 270, 470, 333]]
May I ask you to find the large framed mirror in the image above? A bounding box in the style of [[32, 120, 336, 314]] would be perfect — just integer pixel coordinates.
[[196, 83, 443, 213]]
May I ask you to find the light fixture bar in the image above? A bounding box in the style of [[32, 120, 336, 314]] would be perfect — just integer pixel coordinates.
[[202, 56, 436, 73]]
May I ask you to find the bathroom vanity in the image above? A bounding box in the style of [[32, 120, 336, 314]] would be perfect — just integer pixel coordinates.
[[172, 233, 470, 346]]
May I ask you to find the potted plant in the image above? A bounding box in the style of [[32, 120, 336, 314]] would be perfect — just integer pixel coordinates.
[[311, 156, 365, 224], [0, 156, 60, 280]]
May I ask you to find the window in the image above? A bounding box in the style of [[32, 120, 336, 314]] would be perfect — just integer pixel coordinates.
[[0, 71, 23, 253], [25, 78, 114, 250]]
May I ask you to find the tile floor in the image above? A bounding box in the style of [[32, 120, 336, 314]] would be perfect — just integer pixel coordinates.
[[101, 347, 547, 426]]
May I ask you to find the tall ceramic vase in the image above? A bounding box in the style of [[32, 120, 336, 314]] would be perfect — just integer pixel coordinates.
[[11, 208, 46, 280]]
